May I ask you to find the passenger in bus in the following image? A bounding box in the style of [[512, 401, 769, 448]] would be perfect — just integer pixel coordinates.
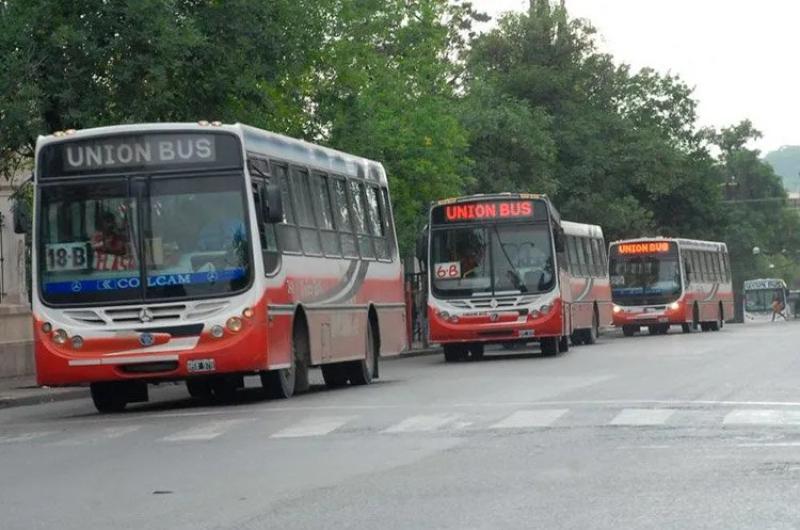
[[91, 211, 134, 271]]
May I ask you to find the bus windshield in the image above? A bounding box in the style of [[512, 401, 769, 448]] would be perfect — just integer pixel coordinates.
[[38, 174, 252, 305], [609, 253, 682, 306], [430, 223, 554, 298], [745, 289, 784, 313]]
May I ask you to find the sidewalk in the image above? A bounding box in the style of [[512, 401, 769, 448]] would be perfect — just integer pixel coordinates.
[[0, 375, 88, 409]]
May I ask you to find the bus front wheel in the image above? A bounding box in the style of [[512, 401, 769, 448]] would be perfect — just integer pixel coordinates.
[[90, 382, 132, 413], [622, 325, 637, 337], [443, 344, 468, 362], [540, 337, 559, 356], [347, 320, 377, 386]]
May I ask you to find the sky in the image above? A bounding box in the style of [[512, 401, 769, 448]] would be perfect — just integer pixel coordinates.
[[474, 0, 800, 154]]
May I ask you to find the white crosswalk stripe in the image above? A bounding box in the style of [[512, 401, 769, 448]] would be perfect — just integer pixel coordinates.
[[160, 419, 247, 442], [383, 414, 462, 433], [0, 431, 54, 444], [271, 416, 354, 438], [724, 409, 800, 426], [50, 425, 142, 446], [609, 408, 675, 426], [490, 409, 568, 429]]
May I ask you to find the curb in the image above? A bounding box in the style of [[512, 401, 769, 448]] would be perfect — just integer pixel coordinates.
[[0, 387, 89, 410], [395, 347, 441, 359]]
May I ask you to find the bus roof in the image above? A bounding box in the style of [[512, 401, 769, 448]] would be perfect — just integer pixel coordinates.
[[36, 122, 388, 185], [610, 237, 727, 253], [561, 220, 604, 239]]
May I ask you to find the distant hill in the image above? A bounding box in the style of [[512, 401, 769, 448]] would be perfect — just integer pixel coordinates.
[[764, 146, 800, 192]]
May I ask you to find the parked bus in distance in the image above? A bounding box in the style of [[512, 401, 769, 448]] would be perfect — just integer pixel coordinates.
[[18, 122, 406, 412], [743, 278, 792, 321], [419, 193, 612, 361], [608, 238, 734, 336]]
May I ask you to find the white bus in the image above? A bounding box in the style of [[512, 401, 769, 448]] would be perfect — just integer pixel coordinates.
[[743, 278, 791, 321], [17, 122, 407, 412]]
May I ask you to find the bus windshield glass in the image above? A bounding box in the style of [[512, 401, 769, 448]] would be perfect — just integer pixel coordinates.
[[609, 242, 681, 305], [38, 174, 251, 305], [745, 289, 784, 313], [430, 223, 554, 298]]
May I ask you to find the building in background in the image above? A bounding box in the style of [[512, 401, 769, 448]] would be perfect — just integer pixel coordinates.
[[0, 172, 34, 378]]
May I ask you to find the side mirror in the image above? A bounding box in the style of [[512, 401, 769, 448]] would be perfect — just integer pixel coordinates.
[[553, 226, 565, 253], [12, 203, 31, 234], [263, 184, 284, 223], [415, 226, 429, 270]]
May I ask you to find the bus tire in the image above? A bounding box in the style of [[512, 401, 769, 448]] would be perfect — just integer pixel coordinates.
[[347, 319, 377, 385], [558, 335, 570, 353], [90, 382, 128, 413], [709, 306, 722, 331], [622, 325, 637, 337], [210, 376, 240, 403], [571, 331, 584, 346], [322, 363, 349, 388], [540, 337, 559, 356], [186, 378, 214, 400], [469, 343, 485, 361], [443, 344, 467, 362], [584, 310, 599, 345], [648, 325, 658, 335], [681, 323, 692, 333]]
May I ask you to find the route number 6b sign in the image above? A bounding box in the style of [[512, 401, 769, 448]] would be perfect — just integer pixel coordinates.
[[435, 262, 461, 279]]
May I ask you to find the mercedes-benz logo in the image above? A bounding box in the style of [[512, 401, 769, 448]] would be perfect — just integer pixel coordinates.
[[138, 308, 154, 323], [490, 299, 498, 309], [71, 281, 82, 293], [490, 313, 499, 322], [206, 271, 218, 283], [139, 332, 155, 347]]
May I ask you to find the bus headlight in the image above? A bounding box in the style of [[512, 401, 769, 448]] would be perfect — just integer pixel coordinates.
[[242, 307, 254, 319], [71, 336, 84, 349], [529, 309, 541, 319], [668, 302, 681, 311], [41, 322, 52, 333], [52, 329, 68, 345], [539, 304, 553, 315], [210, 325, 224, 338], [437, 310, 450, 320], [613, 305, 622, 314], [226, 317, 243, 332]]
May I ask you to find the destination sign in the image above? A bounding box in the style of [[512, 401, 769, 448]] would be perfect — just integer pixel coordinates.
[[615, 242, 673, 255], [38, 131, 242, 178], [431, 199, 547, 224]]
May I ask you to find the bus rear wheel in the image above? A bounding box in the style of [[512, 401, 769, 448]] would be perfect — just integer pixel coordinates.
[[347, 320, 377, 386], [321, 363, 349, 388], [584, 311, 599, 345]]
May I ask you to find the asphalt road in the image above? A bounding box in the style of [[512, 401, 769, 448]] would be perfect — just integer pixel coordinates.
[[3, 321, 800, 529]]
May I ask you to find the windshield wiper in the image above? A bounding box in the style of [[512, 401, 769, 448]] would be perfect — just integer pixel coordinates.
[[492, 224, 527, 293]]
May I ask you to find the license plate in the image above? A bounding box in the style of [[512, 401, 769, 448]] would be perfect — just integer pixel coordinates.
[[518, 329, 535, 338], [187, 359, 215, 373]]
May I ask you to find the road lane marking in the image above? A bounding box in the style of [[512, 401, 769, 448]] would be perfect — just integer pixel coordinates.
[[160, 419, 247, 442], [383, 414, 461, 433], [609, 408, 675, 426], [271, 416, 354, 438], [0, 431, 54, 444], [490, 409, 568, 429], [724, 409, 800, 426], [49, 425, 143, 446]]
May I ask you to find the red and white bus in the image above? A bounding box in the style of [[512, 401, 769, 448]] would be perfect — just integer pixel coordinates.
[[420, 194, 612, 360], [22, 122, 406, 412], [608, 238, 734, 336]]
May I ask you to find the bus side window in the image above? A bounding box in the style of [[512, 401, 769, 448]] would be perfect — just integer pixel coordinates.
[[712, 251, 721, 282], [683, 253, 692, 284], [291, 167, 322, 256], [718, 252, 727, 282], [350, 180, 375, 259], [575, 237, 587, 277], [331, 178, 358, 258], [273, 163, 302, 254], [566, 236, 578, 275], [584, 238, 597, 277], [310, 172, 341, 257], [367, 186, 390, 260], [701, 251, 711, 282]]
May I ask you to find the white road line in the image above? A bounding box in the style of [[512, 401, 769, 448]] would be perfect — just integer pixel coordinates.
[[161, 419, 247, 442], [490, 409, 568, 429], [0, 431, 54, 444], [724, 409, 800, 426], [383, 414, 461, 433], [271, 416, 354, 438], [50, 425, 142, 447], [609, 408, 675, 426]]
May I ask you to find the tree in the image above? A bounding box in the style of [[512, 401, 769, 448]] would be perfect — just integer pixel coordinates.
[[0, 0, 324, 178]]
